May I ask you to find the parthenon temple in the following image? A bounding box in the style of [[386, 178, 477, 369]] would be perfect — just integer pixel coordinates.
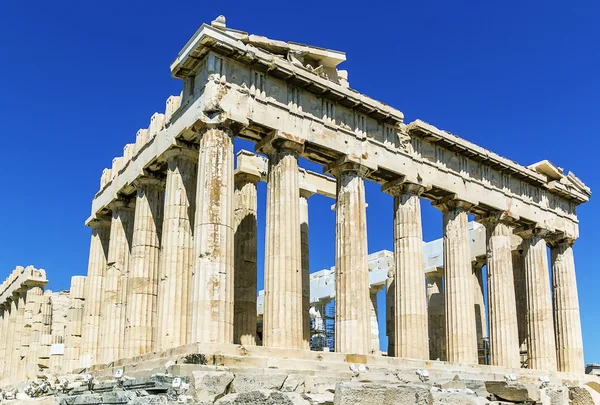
[[0, 15, 593, 395]]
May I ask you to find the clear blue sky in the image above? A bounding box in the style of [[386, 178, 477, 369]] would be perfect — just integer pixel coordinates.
[[1, 1, 598, 363]]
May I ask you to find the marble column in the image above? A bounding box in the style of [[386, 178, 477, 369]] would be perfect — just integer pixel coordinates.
[[0, 302, 11, 382], [521, 231, 557, 371], [12, 290, 26, 383], [386, 271, 395, 357], [437, 199, 477, 364], [157, 148, 198, 351], [426, 272, 446, 361], [550, 239, 584, 373], [39, 293, 53, 370], [0, 305, 6, 377], [233, 170, 260, 346], [483, 218, 520, 368], [65, 276, 86, 372], [3, 298, 17, 382], [383, 181, 428, 360], [472, 260, 487, 365], [512, 249, 528, 362], [190, 126, 235, 344], [23, 285, 44, 379], [125, 176, 165, 357], [369, 287, 381, 355], [80, 218, 110, 367], [102, 199, 134, 363], [328, 159, 371, 355], [259, 136, 304, 349], [300, 190, 313, 350]]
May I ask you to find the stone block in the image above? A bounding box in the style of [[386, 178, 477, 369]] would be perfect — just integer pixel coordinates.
[[569, 385, 600, 405], [541, 386, 569, 405], [432, 391, 485, 404], [439, 376, 467, 390], [72, 394, 103, 405], [333, 382, 432, 405], [282, 374, 306, 392], [485, 381, 540, 402], [230, 373, 288, 393], [102, 390, 138, 404], [190, 370, 234, 403], [215, 389, 310, 405]]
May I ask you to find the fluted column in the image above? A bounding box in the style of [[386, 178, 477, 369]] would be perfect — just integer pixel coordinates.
[[512, 249, 528, 362], [0, 305, 6, 378], [436, 199, 477, 364], [369, 287, 381, 355], [383, 180, 428, 360], [233, 170, 260, 346], [481, 217, 520, 368], [65, 276, 86, 372], [520, 230, 557, 371], [550, 238, 584, 373], [386, 271, 395, 357], [12, 290, 26, 383], [300, 190, 313, 350], [0, 301, 12, 383], [259, 135, 304, 349], [39, 293, 53, 370], [125, 176, 165, 357], [101, 199, 135, 363], [80, 218, 110, 367], [157, 148, 198, 351], [426, 272, 446, 361], [472, 260, 486, 365], [327, 158, 371, 355], [3, 298, 17, 382], [190, 126, 235, 344], [23, 285, 44, 379]]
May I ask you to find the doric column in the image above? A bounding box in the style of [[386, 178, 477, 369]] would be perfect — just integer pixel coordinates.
[[369, 287, 381, 355], [386, 271, 395, 357], [233, 169, 260, 346], [520, 229, 557, 371], [426, 272, 446, 361], [382, 180, 428, 360], [3, 297, 17, 382], [65, 276, 86, 373], [157, 148, 198, 351], [39, 292, 53, 370], [0, 305, 5, 377], [512, 249, 528, 361], [300, 189, 313, 350], [23, 285, 44, 379], [436, 199, 478, 364], [190, 126, 235, 344], [101, 199, 135, 363], [480, 216, 520, 368], [80, 218, 110, 367], [327, 157, 371, 355], [11, 290, 26, 383], [125, 175, 165, 357], [257, 133, 305, 349], [472, 260, 487, 365], [549, 238, 584, 373]]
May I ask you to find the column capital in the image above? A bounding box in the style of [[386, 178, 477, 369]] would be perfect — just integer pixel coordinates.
[[234, 168, 261, 186], [381, 177, 426, 196], [432, 195, 475, 213], [108, 198, 135, 213], [88, 215, 112, 229], [163, 145, 199, 163], [546, 233, 577, 248], [324, 154, 377, 178], [133, 174, 166, 190], [192, 118, 244, 136], [476, 210, 519, 227], [514, 225, 550, 240], [255, 130, 305, 156]]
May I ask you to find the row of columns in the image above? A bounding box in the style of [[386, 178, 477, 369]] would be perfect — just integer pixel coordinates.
[[81, 124, 584, 375]]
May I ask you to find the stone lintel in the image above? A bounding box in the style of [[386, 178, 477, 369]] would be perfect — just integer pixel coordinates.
[[324, 154, 377, 178], [255, 130, 305, 156], [0, 266, 48, 306], [381, 177, 427, 196]]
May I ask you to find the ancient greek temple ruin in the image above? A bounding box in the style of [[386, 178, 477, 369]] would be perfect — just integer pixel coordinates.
[[0, 15, 592, 388]]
